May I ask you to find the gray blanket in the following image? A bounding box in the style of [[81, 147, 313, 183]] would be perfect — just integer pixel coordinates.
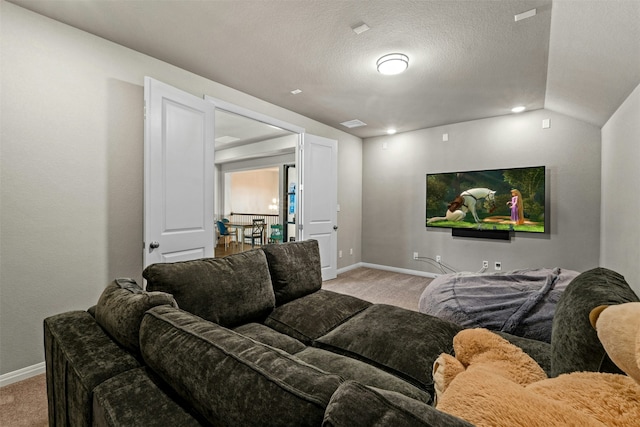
[[418, 268, 580, 343]]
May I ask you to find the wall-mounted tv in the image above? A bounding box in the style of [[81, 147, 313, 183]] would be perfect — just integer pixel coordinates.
[[426, 166, 546, 235]]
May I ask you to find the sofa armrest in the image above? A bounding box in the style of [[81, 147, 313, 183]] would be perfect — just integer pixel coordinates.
[[550, 267, 639, 376], [44, 311, 140, 426], [92, 367, 202, 427]]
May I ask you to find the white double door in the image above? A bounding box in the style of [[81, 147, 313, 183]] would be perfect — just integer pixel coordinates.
[[143, 77, 337, 280]]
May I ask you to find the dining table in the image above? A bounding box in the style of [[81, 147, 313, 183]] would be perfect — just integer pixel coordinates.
[[225, 223, 263, 251]]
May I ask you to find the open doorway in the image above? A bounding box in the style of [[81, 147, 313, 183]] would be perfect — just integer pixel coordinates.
[[215, 167, 280, 257], [212, 108, 299, 257]]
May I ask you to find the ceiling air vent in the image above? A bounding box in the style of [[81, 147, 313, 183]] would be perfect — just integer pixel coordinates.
[[340, 119, 367, 128]]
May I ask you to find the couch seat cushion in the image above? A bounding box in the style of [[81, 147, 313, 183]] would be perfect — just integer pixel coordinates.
[[140, 305, 343, 427], [295, 347, 432, 404], [232, 322, 306, 354], [143, 249, 275, 327], [550, 267, 640, 377], [323, 381, 475, 427], [315, 304, 462, 392], [264, 289, 371, 345], [262, 240, 323, 305], [95, 278, 177, 354]]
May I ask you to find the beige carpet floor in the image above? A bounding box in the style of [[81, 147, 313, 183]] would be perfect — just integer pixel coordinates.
[[322, 266, 432, 312], [0, 373, 47, 427], [0, 266, 430, 425]]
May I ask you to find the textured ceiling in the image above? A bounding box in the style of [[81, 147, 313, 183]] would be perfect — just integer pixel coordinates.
[[7, 0, 640, 138]]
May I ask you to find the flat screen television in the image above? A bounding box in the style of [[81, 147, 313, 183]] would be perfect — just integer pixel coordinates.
[[426, 165, 546, 235]]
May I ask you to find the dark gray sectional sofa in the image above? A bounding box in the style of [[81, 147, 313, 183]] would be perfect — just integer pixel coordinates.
[[44, 240, 639, 426]]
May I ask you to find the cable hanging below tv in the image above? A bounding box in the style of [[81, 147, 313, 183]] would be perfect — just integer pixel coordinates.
[[426, 165, 546, 239]]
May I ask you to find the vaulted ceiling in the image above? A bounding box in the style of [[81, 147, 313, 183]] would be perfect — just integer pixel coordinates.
[[8, 0, 640, 138]]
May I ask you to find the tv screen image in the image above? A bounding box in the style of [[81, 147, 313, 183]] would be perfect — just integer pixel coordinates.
[[426, 166, 545, 233]]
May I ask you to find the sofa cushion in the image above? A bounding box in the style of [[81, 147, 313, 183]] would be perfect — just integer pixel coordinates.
[[262, 239, 323, 305], [264, 290, 371, 345], [95, 278, 177, 354], [550, 267, 640, 377], [92, 367, 202, 427], [140, 305, 343, 427], [315, 304, 462, 392], [323, 381, 475, 427], [143, 250, 275, 327], [296, 347, 432, 404], [232, 322, 306, 354]]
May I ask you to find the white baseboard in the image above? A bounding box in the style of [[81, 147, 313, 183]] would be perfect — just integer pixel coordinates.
[[0, 362, 45, 387], [337, 262, 439, 279]]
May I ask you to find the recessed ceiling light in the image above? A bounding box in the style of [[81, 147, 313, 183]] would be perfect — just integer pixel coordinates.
[[215, 135, 241, 144], [511, 106, 526, 113], [377, 53, 409, 75], [290, 89, 302, 95], [514, 9, 537, 22], [386, 128, 397, 135]]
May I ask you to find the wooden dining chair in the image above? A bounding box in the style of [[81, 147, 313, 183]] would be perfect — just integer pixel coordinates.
[[245, 218, 265, 247]]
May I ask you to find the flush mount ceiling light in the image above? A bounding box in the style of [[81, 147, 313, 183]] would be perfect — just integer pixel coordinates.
[[386, 128, 397, 135], [377, 53, 409, 75], [511, 106, 526, 113]]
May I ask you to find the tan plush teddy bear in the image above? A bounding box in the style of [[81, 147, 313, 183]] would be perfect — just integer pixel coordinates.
[[432, 302, 640, 427]]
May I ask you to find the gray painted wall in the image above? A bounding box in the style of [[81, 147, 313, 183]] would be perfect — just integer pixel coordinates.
[[0, 3, 362, 376], [601, 84, 640, 295], [362, 109, 602, 275]]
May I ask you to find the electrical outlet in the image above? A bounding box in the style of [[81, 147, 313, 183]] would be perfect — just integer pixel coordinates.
[[495, 261, 502, 271], [482, 260, 489, 269], [413, 252, 419, 260], [436, 255, 441, 263]]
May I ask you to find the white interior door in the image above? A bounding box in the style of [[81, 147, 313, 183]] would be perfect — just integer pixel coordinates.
[[299, 134, 338, 280], [143, 77, 215, 268]]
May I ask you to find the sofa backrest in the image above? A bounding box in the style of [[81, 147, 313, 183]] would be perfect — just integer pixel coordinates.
[[550, 267, 639, 377], [143, 249, 275, 327], [262, 239, 323, 305], [140, 305, 343, 427]]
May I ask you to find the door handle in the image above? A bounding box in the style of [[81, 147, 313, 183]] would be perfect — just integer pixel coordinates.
[[149, 241, 160, 249], [333, 225, 338, 230]]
